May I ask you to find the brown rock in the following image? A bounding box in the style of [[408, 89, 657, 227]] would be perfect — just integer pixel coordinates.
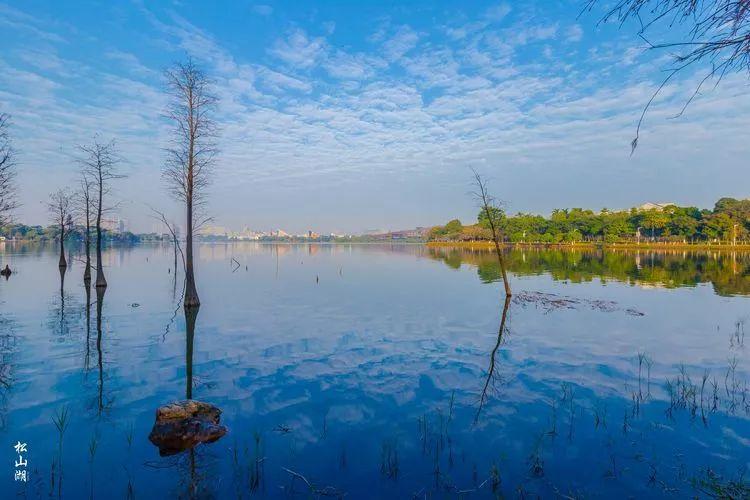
[[148, 400, 227, 456]]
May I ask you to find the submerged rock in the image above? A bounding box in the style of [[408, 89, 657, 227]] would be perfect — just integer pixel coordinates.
[[148, 400, 227, 456]]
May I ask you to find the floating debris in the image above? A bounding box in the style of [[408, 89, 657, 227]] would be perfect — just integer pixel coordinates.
[[273, 424, 292, 434], [512, 291, 644, 316]]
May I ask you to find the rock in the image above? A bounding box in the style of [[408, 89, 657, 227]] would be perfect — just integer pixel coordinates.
[[148, 400, 227, 456]]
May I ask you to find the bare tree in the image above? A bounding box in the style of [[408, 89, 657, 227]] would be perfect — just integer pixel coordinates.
[[0, 113, 18, 227], [150, 206, 185, 275], [585, 0, 750, 151], [48, 189, 73, 268], [78, 139, 123, 289], [471, 170, 511, 296], [74, 173, 95, 282], [163, 59, 218, 310]]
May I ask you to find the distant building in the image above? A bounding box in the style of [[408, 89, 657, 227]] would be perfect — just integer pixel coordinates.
[[102, 217, 125, 232], [638, 202, 675, 211], [365, 227, 430, 240]]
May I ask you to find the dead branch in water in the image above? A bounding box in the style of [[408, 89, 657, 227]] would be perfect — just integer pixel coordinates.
[[470, 169, 511, 296], [281, 467, 346, 497]]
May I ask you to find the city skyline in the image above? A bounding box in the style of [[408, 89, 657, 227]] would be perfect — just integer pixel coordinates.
[[1, 1, 749, 234]]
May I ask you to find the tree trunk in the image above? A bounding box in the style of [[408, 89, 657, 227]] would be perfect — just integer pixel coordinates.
[[84, 209, 91, 282], [484, 207, 511, 296], [492, 236, 512, 296], [95, 178, 107, 288], [184, 129, 199, 309], [184, 191, 200, 308], [58, 223, 67, 267]]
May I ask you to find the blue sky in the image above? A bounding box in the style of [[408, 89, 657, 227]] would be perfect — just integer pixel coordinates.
[[1, 0, 748, 233]]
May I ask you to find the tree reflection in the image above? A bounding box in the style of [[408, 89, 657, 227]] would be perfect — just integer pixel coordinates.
[[475, 295, 511, 425], [429, 247, 750, 296], [95, 286, 108, 415], [84, 282, 91, 372], [59, 265, 66, 332], [182, 307, 213, 498], [0, 316, 15, 430], [49, 265, 78, 339], [185, 307, 196, 400]]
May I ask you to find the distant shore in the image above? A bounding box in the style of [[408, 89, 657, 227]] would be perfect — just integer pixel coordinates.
[[426, 241, 750, 251]]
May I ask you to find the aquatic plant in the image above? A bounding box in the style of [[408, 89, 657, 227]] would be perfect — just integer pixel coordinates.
[[380, 438, 399, 479]]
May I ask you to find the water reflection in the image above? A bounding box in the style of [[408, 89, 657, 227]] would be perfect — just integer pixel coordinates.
[[185, 308, 196, 400], [0, 242, 748, 497], [84, 282, 91, 372], [50, 265, 79, 339], [475, 295, 511, 424], [0, 317, 14, 430], [95, 287, 106, 415], [429, 246, 750, 295]]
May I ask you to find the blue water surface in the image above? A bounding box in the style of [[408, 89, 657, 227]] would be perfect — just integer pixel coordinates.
[[0, 243, 748, 498]]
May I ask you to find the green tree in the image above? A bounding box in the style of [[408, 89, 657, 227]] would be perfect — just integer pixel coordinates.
[[445, 219, 463, 234]]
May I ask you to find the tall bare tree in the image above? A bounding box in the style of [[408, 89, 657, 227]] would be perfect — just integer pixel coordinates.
[[585, 0, 750, 151], [48, 189, 73, 268], [74, 173, 95, 282], [471, 170, 511, 296], [0, 113, 18, 227], [78, 139, 122, 289], [163, 59, 218, 310]]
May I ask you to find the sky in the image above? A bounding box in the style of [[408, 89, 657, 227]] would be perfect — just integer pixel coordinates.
[[1, 0, 748, 234]]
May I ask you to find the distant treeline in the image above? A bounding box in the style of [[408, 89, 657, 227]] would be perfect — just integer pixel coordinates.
[[0, 223, 143, 243], [429, 197, 750, 244]]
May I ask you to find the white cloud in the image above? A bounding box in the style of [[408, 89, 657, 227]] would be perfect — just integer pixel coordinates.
[[381, 26, 420, 62], [323, 50, 383, 81], [251, 4, 273, 16], [258, 67, 312, 93], [566, 24, 583, 43], [622, 46, 644, 65], [485, 3, 512, 22], [514, 24, 558, 45], [269, 28, 326, 69]]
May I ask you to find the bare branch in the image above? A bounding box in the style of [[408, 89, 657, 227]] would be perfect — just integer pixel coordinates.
[[148, 205, 185, 272], [0, 113, 18, 227], [586, 0, 750, 150]]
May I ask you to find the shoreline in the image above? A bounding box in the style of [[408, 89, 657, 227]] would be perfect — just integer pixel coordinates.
[[426, 241, 750, 251]]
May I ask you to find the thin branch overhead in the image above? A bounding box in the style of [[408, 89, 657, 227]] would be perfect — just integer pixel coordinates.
[[585, 0, 750, 151]]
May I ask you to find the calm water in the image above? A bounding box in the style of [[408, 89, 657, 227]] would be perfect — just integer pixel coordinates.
[[0, 242, 749, 498]]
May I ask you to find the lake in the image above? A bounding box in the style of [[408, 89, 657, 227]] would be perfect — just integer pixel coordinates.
[[1, 242, 748, 498]]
